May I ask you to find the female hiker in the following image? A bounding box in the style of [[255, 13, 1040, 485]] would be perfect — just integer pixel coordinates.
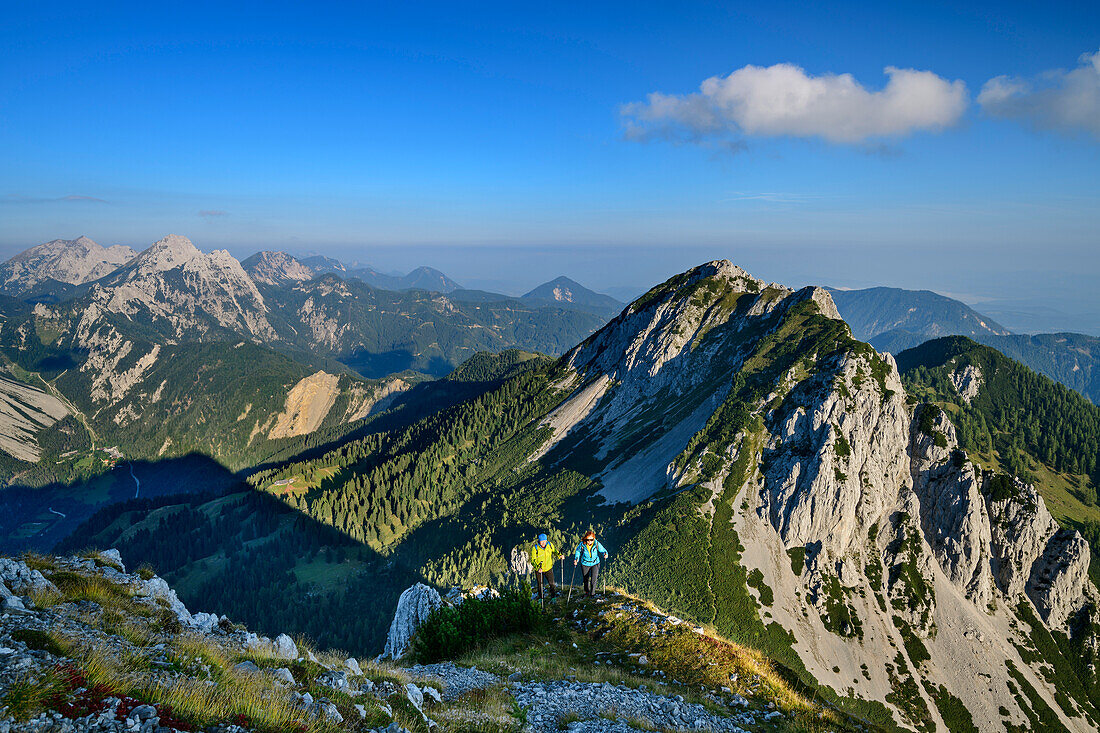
[[573, 530, 608, 597]]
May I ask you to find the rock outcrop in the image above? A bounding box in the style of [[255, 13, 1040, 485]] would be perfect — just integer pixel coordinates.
[[381, 583, 442, 660], [94, 235, 277, 342], [910, 406, 995, 606]]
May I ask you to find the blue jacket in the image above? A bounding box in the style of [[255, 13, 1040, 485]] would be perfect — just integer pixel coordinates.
[[574, 540, 607, 566]]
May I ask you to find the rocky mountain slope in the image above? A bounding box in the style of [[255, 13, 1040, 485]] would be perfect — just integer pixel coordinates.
[[0, 375, 69, 463], [15, 258, 1100, 730], [0, 237, 136, 298], [897, 336, 1100, 539], [240, 250, 315, 287], [0, 550, 855, 733]]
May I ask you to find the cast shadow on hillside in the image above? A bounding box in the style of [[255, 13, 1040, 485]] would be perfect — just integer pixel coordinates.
[[46, 471, 415, 655], [0, 453, 241, 555], [340, 349, 454, 379]]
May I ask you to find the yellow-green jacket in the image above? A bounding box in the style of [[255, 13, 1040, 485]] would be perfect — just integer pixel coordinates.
[[529, 541, 558, 572]]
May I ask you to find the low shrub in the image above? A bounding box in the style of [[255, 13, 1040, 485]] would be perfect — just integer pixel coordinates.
[[409, 584, 546, 663]]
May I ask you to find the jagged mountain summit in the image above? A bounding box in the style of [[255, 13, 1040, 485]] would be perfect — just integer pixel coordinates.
[[91, 234, 277, 342], [0, 236, 136, 297]]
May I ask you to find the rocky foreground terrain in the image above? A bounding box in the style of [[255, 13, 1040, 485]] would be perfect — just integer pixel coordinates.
[[0, 551, 846, 733]]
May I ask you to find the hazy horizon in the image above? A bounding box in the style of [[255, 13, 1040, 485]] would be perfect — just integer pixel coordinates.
[[3, 2, 1098, 333]]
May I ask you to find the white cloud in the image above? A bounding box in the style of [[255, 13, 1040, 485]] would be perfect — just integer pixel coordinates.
[[978, 49, 1100, 139], [622, 63, 968, 146]]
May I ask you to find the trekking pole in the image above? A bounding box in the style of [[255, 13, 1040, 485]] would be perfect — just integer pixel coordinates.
[[567, 561, 577, 604]]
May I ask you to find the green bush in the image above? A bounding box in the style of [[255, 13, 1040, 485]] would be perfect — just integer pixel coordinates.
[[409, 584, 546, 663]]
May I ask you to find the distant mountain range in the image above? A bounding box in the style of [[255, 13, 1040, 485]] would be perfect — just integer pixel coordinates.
[[0, 235, 625, 507], [0, 236, 136, 300], [831, 285, 1100, 404], [297, 254, 462, 292]]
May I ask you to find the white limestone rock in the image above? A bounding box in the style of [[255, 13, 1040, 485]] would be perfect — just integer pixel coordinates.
[[97, 549, 125, 572], [273, 633, 299, 660], [137, 575, 193, 625], [0, 559, 56, 595], [242, 251, 315, 287], [382, 583, 442, 660], [510, 546, 532, 576], [910, 407, 995, 606], [949, 364, 983, 405], [1028, 530, 1091, 628]]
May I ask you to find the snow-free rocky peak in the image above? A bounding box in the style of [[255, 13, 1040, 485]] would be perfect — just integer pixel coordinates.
[[524, 259, 1097, 730], [93, 234, 277, 341], [242, 250, 316, 286], [0, 235, 137, 294]]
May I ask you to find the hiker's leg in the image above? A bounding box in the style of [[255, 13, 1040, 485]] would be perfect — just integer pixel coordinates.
[[535, 570, 545, 598], [589, 564, 599, 595], [548, 570, 557, 596], [582, 565, 593, 594]]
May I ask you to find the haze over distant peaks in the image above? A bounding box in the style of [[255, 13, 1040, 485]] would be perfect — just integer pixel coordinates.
[[828, 286, 1009, 345], [522, 275, 623, 317], [0, 235, 137, 295]]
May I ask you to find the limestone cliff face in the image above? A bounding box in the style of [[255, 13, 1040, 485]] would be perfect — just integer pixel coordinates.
[[909, 407, 995, 607], [94, 235, 277, 342]]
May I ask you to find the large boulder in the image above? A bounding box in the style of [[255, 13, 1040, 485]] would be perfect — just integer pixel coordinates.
[[273, 633, 299, 660], [381, 583, 442, 660]]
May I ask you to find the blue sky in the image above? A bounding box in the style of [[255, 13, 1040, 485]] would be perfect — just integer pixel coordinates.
[[2, 2, 1098, 329]]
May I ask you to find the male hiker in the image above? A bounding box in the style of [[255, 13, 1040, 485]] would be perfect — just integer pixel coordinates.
[[530, 533, 563, 599], [573, 530, 608, 597]]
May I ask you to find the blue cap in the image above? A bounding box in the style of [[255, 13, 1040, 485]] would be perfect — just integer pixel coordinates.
[[538, 533, 548, 542]]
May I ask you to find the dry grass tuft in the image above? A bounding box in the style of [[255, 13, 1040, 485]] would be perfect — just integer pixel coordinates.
[[0, 669, 65, 721], [48, 570, 133, 608], [19, 552, 58, 574]]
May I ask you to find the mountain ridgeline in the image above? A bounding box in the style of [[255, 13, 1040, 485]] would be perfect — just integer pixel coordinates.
[[0, 235, 623, 558], [831, 285, 1100, 405], [70, 261, 1100, 732]]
